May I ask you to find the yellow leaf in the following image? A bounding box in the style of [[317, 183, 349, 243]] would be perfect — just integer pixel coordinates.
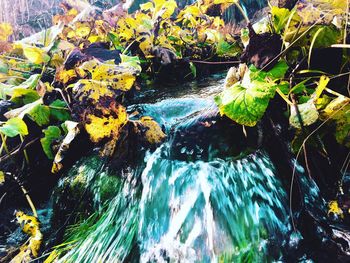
[[140, 2, 154, 11], [67, 30, 76, 38], [213, 0, 236, 3], [314, 75, 329, 100], [117, 17, 137, 41], [139, 35, 154, 56], [11, 211, 43, 262], [328, 200, 344, 218], [154, 0, 177, 19], [139, 116, 166, 144], [0, 171, 4, 184], [52, 121, 80, 173], [0, 23, 13, 41], [213, 17, 225, 28], [73, 79, 114, 102], [43, 250, 60, 263], [56, 68, 82, 84], [178, 6, 201, 19], [75, 26, 91, 38], [79, 59, 139, 91], [22, 46, 49, 64], [85, 102, 127, 143], [50, 53, 64, 68], [88, 35, 101, 43]]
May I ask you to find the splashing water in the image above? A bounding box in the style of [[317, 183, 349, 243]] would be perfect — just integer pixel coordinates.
[[57, 88, 290, 262], [138, 144, 288, 262]]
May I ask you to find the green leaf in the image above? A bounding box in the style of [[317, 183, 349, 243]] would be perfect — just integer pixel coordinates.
[[11, 88, 40, 104], [28, 104, 50, 126], [0, 117, 28, 137], [18, 74, 41, 89], [0, 59, 9, 74], [289, 99, 319, 128], [296, 25, 341, 49], [266, 61, 289, 79], [271, 6, 292, 34], [189, 62, 196, 78], [249, 60, 288, 81], [215, 63, 286, 126], [119, 54, 142, 72], [49, 100, 71, 122], [40, 126, 61, 159], [107, 32, 124, 51], [289, 78, 311, 94], [7, 74, 41, 104], [215, 80, 276, 127], [216, 40, 241, 57]]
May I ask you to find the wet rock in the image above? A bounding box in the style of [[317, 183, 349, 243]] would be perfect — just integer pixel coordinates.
[[169, 108, 260, 161], [297, 210, 350, 262], [50, 155, 122, 231], [51, 156, 99, 229], [82, 42, 121, 63], [278, 0, 298, 9], [240, 24, 282, 70]]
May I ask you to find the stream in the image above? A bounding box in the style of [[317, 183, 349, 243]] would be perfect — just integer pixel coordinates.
[[52, 74, 294, 262]]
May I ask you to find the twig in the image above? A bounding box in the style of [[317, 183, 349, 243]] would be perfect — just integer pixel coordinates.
[[0, 137, 39, 163], [20, 135, 29, 164], [0, 192, 6, 206], [11, 173, 38, 217], [290, 101, 350, 231], [259, 18, 323, 73], [54, 88, 72, 111]]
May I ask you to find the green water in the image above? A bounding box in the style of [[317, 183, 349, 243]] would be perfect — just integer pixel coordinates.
[[139, 145, 288, 262]]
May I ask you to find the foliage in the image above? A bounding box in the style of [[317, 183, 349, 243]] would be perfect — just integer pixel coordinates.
[[41, 126, 62, 159], [10, 211, 43, 263], [215, 1, 349, 151], [113, 0, 240, 61], [0, 0, 243, 173], [215, 61, 288, 126], [0, 117, 28, 137]]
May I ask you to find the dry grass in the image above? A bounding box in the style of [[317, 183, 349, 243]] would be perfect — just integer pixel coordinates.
[[0, 0, 118, 38], [0, 0, 61, 38]]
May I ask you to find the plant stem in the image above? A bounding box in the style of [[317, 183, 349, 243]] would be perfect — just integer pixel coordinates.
[[0, 134, 8, 153], [12, 173, 38, 218], [325, 88, 344, 97], [276, 88, 293, 105], [20, 135, 29, 164]]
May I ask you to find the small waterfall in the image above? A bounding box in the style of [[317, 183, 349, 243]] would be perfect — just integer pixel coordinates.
[[57, 89, 290, 262], [138, 144, 288, 262]]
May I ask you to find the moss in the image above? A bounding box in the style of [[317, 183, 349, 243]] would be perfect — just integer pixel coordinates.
[[97, 174, 121, 205]]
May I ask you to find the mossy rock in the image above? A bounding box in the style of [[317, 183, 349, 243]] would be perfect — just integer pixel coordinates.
[[50, 155, 123, 229], [51, 155, 104, 229]]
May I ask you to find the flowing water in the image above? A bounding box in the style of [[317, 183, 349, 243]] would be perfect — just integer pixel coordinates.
[[56, 75, 291, 262], [139, 146, 288, 262]]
